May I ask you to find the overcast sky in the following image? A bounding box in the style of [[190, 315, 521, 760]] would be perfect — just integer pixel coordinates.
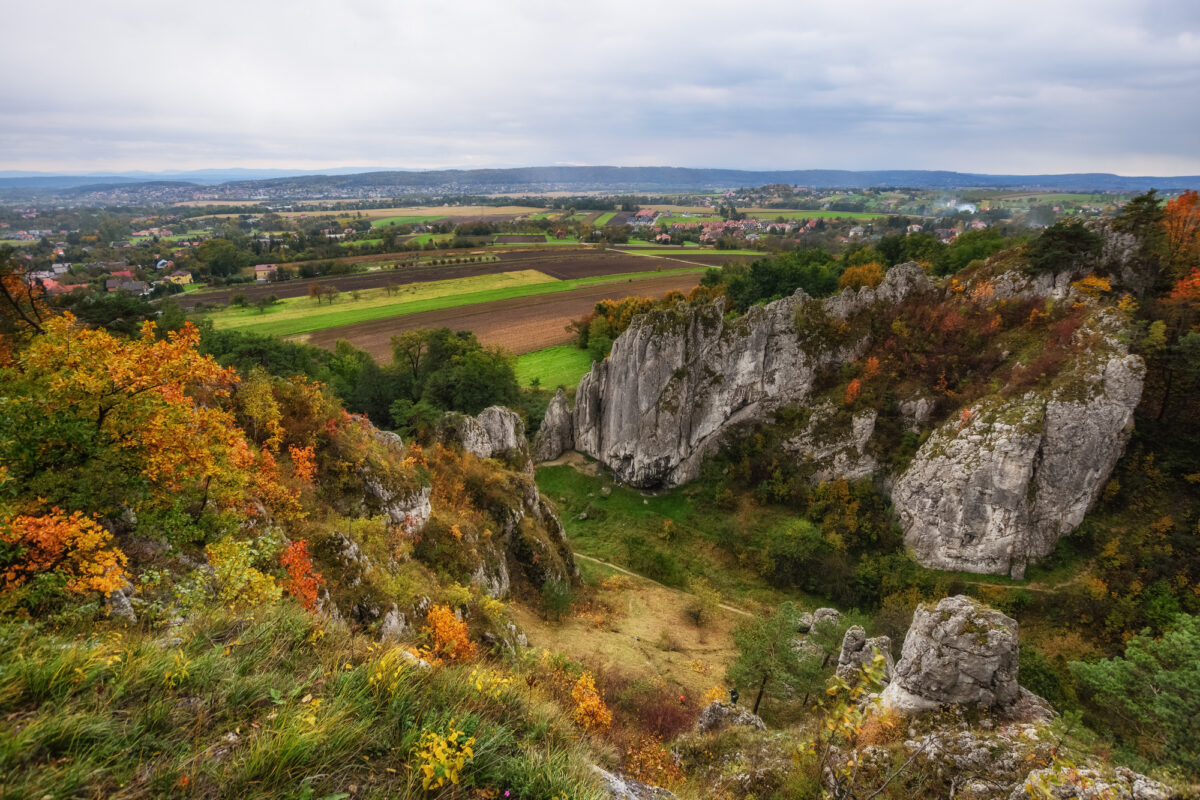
[[3, 0, 1199, 175]]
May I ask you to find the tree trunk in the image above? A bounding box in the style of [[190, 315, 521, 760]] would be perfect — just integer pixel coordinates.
[[752, 674, 767, 715]]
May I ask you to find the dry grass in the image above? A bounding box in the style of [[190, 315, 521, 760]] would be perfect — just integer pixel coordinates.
[[511, 569, 740, 703]]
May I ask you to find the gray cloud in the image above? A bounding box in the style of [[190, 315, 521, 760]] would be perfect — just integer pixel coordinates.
[[2, 0, 1198, 174]]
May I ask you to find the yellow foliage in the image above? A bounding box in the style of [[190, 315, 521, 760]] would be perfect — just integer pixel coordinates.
[[205, 537, 281, 609], [467, 666, 514, 700], [838, 262, 885, 292], [0, 508, 128, 596], [570, 671, 612, 731], [1071, 275, 1112, 298], [702, 685, 726, 706], [624, 734, 684, 787], [413, 722, 475, 790]]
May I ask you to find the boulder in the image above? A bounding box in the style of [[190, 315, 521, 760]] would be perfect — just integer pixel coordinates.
[[881, 596, 1023, 714], [442, 406, 532, 470], [533, 387, 574, 462], [1011, 766, 1175, 800], [835, 626, 893, 684], [592, 765, 678, 800], [797, 607, 841, 634], [892, 310, 1143, 577], [695, 701, 767, 734]]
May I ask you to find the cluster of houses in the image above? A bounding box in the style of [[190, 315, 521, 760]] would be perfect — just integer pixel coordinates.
[[23, 258, 191, 297]]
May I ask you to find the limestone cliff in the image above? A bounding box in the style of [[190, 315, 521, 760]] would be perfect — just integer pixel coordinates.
[[561, 263, 932, 487], [891, 309, 1143, 577], [536, 261, 1145, 577]]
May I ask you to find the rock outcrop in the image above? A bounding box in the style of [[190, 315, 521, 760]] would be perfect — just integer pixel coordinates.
[[533, 387, 574, 461], [695, 701, 767, 734], [358, 428, 432, 534], [441, 406, 533, 472], [836, 626, 894, 684], [567, 263, 932, 487], [881, 596, 1040, 716], [892, 309, 1144, 577], [592, 766, 678, 800], [533, 259, 1144, 577]]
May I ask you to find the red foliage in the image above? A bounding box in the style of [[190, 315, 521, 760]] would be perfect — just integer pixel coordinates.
[[844, 378, 862, 405], [280, 539, 322, 612]]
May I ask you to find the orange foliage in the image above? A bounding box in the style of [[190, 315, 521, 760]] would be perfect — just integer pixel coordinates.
[[1169, 268, 1200, 306], [280, 539, 323, 612], [0, 508, 127, 595], [844, 378, 861, 405], [570, 671, 612, 731], [624, 734, 684, 787], [1163, 190, 1200, 278], [862, 356, 880, 380], [289, 445, 317, 483], [423, 603, 477, 663], [0, 255, 51, 364], [837, 262, 885, 292]]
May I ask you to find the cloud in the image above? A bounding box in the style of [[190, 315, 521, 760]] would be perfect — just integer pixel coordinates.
[[2, 0, 1198, 174]]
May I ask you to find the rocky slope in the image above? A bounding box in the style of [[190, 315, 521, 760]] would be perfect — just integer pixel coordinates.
[[536, 261, 1144, 577]]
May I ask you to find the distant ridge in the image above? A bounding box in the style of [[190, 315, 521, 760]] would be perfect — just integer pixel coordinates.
[[1, 165, 1198, 195]]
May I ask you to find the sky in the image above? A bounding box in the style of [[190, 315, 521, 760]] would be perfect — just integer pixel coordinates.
[[3, 0, 1199, 176]]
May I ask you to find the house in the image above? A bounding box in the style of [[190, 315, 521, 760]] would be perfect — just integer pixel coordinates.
[[106, 279, 150, 295], [156, 259, 175, 270], [163, 270, 192, 286], [255, 264, 279, 282], [848, 226, 866, 237]]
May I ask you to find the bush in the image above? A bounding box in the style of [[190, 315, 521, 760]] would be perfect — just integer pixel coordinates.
[[541, 577, 572, 621]]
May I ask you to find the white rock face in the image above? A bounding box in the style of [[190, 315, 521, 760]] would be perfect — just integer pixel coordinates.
[[570, 263, 932, 486], [892, 311, 1144, 577], [836, 626, 894, 684], [881, 596, 1022, 715], [533, 387, 574, 461], [451, 406, 529, 461], [535, 262, 1144, 578]]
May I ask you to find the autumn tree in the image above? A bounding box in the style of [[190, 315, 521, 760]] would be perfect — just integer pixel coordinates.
[[0, 315, 268, 538], [1162, 190, 1200, 281], [0, 249, 49, 363]]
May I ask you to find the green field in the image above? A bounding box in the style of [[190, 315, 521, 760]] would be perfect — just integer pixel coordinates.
[[515, 345, 594, 389], [621, 248, 762, 257], [197, 266, 707, 338], [595, 211, 617, 226], [369, 215, 448, 228]]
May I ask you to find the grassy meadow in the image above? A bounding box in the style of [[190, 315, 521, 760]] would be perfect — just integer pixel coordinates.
[[515, 345, 594, 389]]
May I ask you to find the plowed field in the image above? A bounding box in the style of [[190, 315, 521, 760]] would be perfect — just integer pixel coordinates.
[[296, 272, 703, 360]]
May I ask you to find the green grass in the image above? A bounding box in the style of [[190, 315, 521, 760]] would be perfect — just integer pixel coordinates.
[[0, 604, 603, 800], [515, 345, 594, 389], [197, 266, 706, 338], [369, 215, 448, 228], [594, 212, 617, 226], [339, 237, 383, 247], [536, 464, 803, 605]]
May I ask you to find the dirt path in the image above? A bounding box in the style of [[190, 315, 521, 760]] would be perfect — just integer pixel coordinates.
[[573, 553, 753, 618], [297, 272, 703, 359]]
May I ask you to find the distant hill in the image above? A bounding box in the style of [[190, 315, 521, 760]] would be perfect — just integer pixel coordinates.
[[1, 165, 1198, 198]]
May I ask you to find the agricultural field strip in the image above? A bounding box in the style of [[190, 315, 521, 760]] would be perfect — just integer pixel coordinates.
[[644, 205, 888, 220], [204, 270, 553, 330], [192, 205, 545, 222], [202, 266, 707, 338]]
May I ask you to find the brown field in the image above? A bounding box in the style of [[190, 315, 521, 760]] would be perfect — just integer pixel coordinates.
[[187, 248, 747, 307], [296, 272, 703, 360]]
